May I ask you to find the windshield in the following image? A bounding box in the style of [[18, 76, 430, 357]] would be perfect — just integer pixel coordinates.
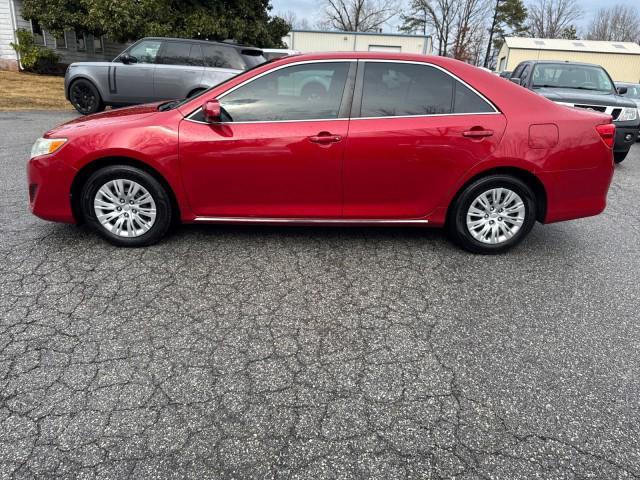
[[531, 64, 614, 92]]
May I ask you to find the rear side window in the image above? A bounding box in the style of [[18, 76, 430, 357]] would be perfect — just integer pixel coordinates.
[[453, 82, 494, 113], [158, 41, 192, 65], [360, 62, 493, 117], [202, 45, 245, 70]]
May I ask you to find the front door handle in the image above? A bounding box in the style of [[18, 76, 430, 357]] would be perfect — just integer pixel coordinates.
[[462, 129, 494, 138], [309, 132, 342, 144]]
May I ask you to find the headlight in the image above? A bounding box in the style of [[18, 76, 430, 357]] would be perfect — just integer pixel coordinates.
[[617, 107, 638, 122], [30, 138, 67, 158]]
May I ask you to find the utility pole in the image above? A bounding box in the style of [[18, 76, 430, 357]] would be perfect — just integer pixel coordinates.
[[484, 0, 501, 68]]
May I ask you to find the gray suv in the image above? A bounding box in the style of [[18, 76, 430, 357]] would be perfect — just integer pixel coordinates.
[[64, 37, 265, 115]]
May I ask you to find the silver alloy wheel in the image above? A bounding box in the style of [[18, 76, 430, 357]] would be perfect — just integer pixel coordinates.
[[466, 188, 525, 245], [93, 179, 157, 238]]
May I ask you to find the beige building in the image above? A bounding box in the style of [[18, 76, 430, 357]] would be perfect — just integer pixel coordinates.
[[283, 30, 432, 55], [496, 37, 640, 82]]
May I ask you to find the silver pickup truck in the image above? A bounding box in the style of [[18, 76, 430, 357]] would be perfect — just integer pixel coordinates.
[[64, 37, 265, 114]]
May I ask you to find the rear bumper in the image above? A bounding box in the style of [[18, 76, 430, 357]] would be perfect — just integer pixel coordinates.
[[27, 153, 77, 223], [540, 161, 614, 224]]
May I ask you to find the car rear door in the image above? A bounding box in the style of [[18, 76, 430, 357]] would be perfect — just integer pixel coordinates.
[[111, 39, 161, 104], [178, 60, 356, 218], [343, 60, 507, 219], [154, 41, 205, 100]]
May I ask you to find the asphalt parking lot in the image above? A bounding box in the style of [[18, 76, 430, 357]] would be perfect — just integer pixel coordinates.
[[1, 111, 640, 479]]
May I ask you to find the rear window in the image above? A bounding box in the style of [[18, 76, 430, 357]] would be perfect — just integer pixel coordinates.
[[202, 44, 245, 70]]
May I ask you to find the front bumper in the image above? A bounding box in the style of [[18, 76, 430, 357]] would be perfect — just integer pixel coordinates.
[[27, 153, 77, 223], [613, 123, 640, 152]]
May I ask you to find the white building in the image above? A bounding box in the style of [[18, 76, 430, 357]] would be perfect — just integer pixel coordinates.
[[0, 0, 124, 70], [283, 30, 432, 55]]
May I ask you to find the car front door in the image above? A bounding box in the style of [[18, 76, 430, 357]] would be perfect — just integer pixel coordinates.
[[343, 60, 507, 219], [154, 41, 205, 100], [111, 39, 161, 104], [179, 61, 356, 218]]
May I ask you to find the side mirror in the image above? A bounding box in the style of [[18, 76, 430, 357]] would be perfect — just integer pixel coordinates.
[[510, 77, 522, 86], [120, 53, 137, 64], [203, 100, 222, 123], [617, 86, 628, 95]]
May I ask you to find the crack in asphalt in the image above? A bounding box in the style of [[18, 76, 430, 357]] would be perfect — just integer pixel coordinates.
[[1, 112, 640, 479]]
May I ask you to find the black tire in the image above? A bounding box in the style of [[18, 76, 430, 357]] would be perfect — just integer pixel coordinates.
[[69, 79, 105, 115], [447, 174, 537, 254], [80, 165, 172, 247], [614, 151, 628, 164]]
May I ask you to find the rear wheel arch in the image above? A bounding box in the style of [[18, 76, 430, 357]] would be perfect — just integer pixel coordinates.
[[71, 157, 180, 225], [447, 167, 547, 224]]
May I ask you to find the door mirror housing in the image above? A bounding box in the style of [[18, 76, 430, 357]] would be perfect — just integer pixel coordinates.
[[120, 53, 137, 64], [203, 100, 222, 123], [510, 77, 522, 86], [617, 86, 628, 95]]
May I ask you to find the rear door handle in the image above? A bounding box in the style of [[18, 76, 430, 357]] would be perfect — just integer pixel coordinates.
[[309, 132, 342, 144], [462, 129, 494, 138]]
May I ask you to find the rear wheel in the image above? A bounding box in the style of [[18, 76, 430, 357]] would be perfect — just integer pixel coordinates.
[[80, 165, 172, 247], [448, 175, 537, 254], [69, 79, 105, 115], [614, 151, 628, 163]]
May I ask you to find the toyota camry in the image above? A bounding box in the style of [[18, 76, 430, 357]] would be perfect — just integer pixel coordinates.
[[28, 52, 616, 253]]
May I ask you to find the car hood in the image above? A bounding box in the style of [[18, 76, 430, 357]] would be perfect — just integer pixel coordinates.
[[532, 87, 636, 108], [45, 104, 163, 136]]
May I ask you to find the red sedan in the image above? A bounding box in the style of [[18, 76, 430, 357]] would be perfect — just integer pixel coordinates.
[[28, 52, 615, 253]]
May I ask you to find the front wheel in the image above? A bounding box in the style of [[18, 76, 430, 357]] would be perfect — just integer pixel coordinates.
[[447, 175, 537, 254], [69, 79, 105, 115], [80, 165, 173, 247], [614, 151, 628, 164]]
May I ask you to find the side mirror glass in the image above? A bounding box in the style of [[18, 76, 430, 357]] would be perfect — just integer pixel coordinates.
[[510, 77, 522, 86], [121, 53, 137, 64], [617, 86, 628, 95], [203, 99, 222, 123]]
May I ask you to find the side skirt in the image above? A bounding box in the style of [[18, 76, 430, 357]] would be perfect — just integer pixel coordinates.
[[192, 217, 429, 226]]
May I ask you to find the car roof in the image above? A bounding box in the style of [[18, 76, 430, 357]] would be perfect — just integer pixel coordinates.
[[521, 60, 605, 68], [140, 37, 262, 51]]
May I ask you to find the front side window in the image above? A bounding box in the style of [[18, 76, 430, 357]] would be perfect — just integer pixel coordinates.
[[218, 62, 350, 122], [127, 40, 162, 64], [360, 62, 493, 117], [531, 64, 615, 92]]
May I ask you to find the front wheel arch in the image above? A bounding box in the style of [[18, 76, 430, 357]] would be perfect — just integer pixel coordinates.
[[71, 157, 180, 226], [446, 167, 547, 225]]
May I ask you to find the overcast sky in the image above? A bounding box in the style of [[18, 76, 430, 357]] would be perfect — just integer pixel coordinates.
[[271, 0, 610, 36]]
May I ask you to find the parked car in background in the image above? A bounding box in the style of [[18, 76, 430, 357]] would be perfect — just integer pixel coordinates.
[[616, 82, 640, 142], [261, 48, 300, 61], [509, 60, 639, 163], [64, 37, 265, 115], [30, 53, 616, 253]]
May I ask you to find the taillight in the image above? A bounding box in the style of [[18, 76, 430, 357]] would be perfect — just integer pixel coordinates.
[[596, 123, 615, 148]]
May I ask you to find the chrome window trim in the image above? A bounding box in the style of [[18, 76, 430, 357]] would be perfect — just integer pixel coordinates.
[[185, 58, 501, 125]]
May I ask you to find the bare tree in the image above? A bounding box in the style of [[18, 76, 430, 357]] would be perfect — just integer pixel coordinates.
[[527, 0, 583, 38], [400, 0, 461, 56], [278, 10, 313, 30], [321, 0, 398, 32], [586, 4, 640, 43], [451, 0, 491, 62]]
